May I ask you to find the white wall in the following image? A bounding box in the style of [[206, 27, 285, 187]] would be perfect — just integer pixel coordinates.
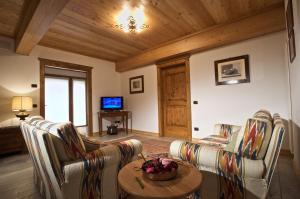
[[120, 32, 291, 149], [0, 30, 293, 155], [190, 32, 290, 140], [0, 42, 40, 127], [0, 44, 120, 134], [121, 65, 158, 133], [285, 0, 300, 175]]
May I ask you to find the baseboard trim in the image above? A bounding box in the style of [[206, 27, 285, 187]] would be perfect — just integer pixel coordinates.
[[132, 129, 159, 137], [280, 149, 294, 158]]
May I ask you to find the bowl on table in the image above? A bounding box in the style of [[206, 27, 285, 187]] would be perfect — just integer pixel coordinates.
[[141, 158, 178, 181]]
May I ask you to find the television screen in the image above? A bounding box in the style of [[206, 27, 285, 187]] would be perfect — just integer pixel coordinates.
[[101, 97, 123, 110]]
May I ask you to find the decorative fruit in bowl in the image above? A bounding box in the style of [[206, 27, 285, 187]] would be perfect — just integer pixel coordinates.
[[141, 158, 178, 181]]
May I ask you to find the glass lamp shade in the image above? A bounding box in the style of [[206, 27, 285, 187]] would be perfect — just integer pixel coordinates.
[[12, 96, 33, 112]]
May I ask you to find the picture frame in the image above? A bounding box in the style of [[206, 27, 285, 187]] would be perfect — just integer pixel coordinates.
[[129, 75, 144, 94], [214, 55, 250, 86], [286, 0, 296, 63], [286, 0, 294, 36], [289, 29, 296, 63]]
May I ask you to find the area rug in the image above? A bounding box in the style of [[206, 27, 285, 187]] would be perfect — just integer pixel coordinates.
[[100, 135, 172, 156]]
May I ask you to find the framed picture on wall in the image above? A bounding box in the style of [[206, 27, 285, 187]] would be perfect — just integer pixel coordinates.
[[214, 55, 250, 86], [289, 30, 296, 62], [286, 0, 294, 36], [286, 0, 296, 63], [129, 75, 144, 94]]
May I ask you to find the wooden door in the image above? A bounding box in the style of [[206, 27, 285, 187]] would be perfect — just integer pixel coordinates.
[[158, 57, 191, 139]]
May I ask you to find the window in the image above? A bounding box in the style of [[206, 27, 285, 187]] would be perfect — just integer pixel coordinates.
[[45, 77, 69, 123], [44, 76, 87, 127], [73, 79, 87, 126], [40, 58, 93, 135]]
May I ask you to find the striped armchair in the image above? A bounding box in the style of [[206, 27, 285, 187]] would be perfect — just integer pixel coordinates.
[[199, 123, 242, 149], [170, 110, 285, 199], [21, 116, 142, 199]]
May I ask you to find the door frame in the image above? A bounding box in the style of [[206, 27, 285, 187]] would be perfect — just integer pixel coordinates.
[[156, 55, 192, 140], [39, 58, 93, 136]]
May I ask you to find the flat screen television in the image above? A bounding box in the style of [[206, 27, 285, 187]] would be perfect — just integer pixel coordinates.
[[101, 96, 123, 111]]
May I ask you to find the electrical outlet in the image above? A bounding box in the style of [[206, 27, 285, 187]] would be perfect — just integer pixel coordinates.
[[194, 127, 199, 131]]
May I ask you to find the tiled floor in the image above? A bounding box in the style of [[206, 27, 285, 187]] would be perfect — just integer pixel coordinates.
[[0, 133, 299, 199]]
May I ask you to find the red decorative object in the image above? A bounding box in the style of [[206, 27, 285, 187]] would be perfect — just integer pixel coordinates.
[[141, 158, 178, 181]]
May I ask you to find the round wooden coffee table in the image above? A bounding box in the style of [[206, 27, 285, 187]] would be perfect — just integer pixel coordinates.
[[118, 159, 202, 199]]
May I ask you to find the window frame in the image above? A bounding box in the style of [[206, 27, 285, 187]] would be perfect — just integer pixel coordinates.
[[40, 58, 93, 136]]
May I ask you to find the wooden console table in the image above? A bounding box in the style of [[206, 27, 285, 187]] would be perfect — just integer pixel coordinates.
[[98, 111, 130, 136]]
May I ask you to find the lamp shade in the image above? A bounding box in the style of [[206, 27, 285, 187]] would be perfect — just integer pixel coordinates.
[[12, 96, 33, 112]]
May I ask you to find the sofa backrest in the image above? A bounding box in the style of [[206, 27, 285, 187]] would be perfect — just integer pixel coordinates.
[[237, 117, 273, 160], [21, 118, 64, 198], [23, 116, 88, 163], [253, 109, 273, 122], [263, 113, 285, 186], [32, 119, 86, 163], [236, 109, 274, 160], [21, 116, 91, 198]]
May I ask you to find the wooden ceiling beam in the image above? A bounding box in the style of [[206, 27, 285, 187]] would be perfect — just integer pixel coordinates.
[[115, 3, 285, 72], [15, 0, 70, 55]]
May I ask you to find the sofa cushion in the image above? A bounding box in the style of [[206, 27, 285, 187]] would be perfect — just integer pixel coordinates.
[[57, 123, 86, 160], [33, 120, 86, 162], [238, 118, 272, 160]]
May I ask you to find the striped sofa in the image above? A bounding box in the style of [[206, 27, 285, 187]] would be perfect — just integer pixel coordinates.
[[21, 116, 142, 199], [170, 110, 285, 199]]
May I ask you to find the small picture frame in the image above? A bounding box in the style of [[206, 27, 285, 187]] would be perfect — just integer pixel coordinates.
[[286, 0, 294, 36], [289, 30, 296, 63], [286, 0, 296, 63], [215, 55, 250, 86], [129, 75, 144, 94]]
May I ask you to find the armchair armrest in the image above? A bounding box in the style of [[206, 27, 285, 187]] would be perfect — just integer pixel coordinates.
[[63, 139, 142, 199], [63, 145, 121, 199], [63, 138, 143, 177], [170, 140, 265, 179], [79, 134, 105, 152], [64, 144, 123, 180], [114, 139, 143, 167], [213, 123, 241, 140]]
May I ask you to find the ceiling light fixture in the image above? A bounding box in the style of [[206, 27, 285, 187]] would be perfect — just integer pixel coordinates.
[[115, 4, 149, 33]]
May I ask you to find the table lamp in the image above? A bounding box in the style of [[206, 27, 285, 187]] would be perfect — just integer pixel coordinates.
[[12, 96, 33, 120]]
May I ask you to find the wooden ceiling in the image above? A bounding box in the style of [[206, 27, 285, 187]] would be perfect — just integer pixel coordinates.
[[0, 0, 285, 71], [0, 0, 24, 38]]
